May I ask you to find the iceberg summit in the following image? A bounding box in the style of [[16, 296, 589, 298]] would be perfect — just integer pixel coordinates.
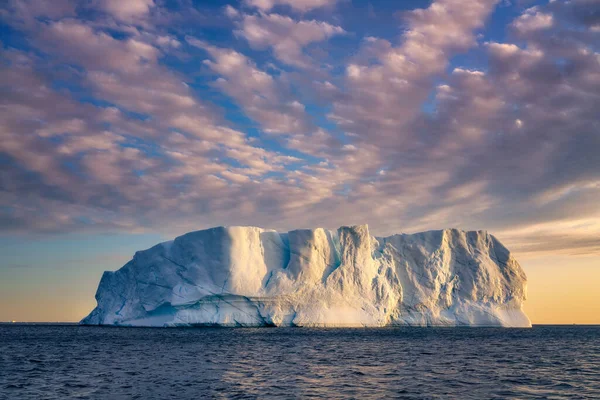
[[81, 225, 531, 327]]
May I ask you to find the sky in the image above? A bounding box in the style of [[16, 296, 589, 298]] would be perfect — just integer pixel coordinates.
[[0, 0, 599, 324]]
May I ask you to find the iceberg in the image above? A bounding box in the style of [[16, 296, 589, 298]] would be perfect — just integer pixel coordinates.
[[81, 225, 531, 327]]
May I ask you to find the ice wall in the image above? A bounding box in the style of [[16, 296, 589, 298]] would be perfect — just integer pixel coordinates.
[[81, 225, 531, 327]]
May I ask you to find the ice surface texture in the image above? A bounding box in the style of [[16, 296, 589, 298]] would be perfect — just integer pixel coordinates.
[[81, 225, 531, 327]]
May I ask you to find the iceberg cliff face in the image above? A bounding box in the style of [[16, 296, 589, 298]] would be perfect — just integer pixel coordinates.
[[81, 225, 531, 327]]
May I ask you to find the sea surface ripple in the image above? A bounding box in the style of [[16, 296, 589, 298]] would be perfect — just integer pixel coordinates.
[[1, 325, 599, 399]]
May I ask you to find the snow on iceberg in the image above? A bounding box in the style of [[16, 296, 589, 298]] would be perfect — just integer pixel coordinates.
[[81, 225, 531, 327]]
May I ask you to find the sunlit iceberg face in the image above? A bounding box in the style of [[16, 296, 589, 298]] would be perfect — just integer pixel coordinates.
[[82, 225, 531, 328]]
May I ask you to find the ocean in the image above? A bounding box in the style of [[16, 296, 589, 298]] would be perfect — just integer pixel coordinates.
[[1, 325, 599, 399]]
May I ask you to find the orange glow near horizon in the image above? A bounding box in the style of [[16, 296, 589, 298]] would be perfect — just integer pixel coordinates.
[[520, 254, 600, 325]]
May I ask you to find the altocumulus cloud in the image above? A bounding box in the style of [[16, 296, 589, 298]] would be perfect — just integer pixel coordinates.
[[0, 0, 599, 256]]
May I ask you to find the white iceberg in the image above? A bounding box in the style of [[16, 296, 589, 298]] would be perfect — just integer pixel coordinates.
[[81, 225, 531, 327]]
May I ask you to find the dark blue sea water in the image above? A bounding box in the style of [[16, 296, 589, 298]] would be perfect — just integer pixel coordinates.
[[1, 325, 599, 399]]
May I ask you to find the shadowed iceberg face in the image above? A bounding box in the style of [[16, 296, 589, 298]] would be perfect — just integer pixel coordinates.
[[81, 225, 531, 327]]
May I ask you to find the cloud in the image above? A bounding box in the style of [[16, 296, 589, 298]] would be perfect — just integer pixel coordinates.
[[512, 7, 554, 33], [330, 0, 500, 145], [0, 0, 77, 28], [0, 13, 308, 233], [39, 19, 159, 74], [187, 37, 311, 134], [99, 0, 155, 22], [387, 0, 600, 254], [243, 0, 340, 12], [224, 5, 241, 19], [232, 12, 344, 68]]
